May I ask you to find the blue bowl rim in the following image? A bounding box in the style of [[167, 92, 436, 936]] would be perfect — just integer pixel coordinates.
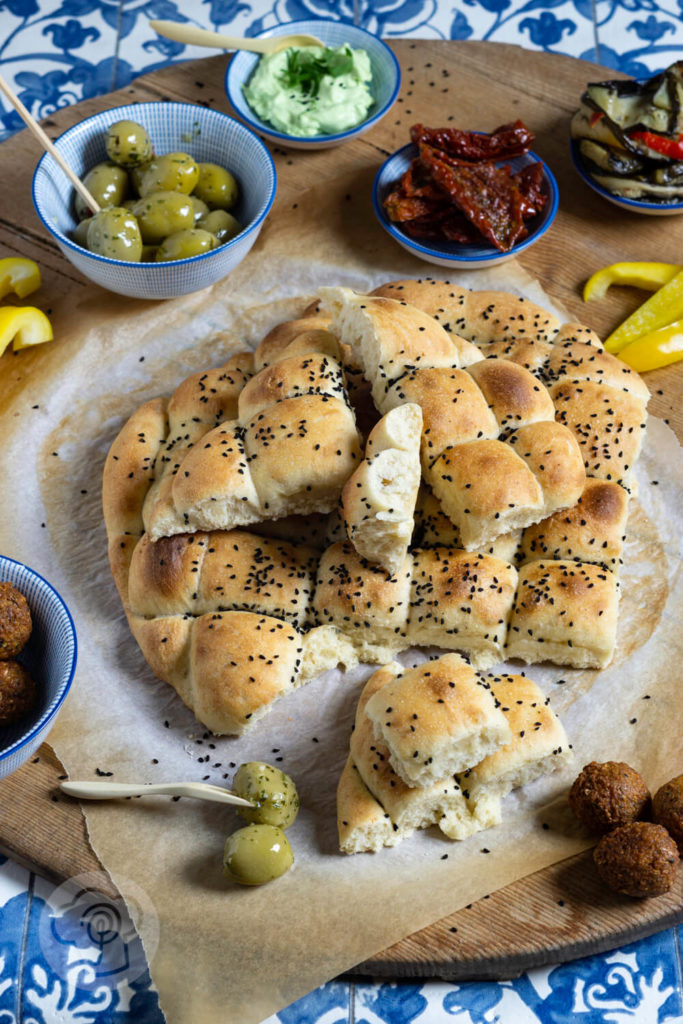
[[372, 141, 559, 264], [569, 137, 683, 213], [31, 101, 277, 270], [225, 19, 401, 145], [0, 555, 77, 763]]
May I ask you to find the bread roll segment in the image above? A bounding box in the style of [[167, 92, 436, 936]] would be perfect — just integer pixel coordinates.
[[364, 654, 512, 788], [338, 656, 572, 854], [406, 547, 518, 668], [341, 403, 423, 575], [506, 560, 619, 669], [103, 279, 651, 738], [459, 673, 573, 799], [322, 287, 587, 550]]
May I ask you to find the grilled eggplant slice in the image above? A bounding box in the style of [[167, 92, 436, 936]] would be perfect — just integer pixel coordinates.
[[579, 139, 645, 176], [591, 174, 683, 201], [572, 61, 683, 204]]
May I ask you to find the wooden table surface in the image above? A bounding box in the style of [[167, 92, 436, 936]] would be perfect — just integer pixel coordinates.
[[0, 40, 681, 980]]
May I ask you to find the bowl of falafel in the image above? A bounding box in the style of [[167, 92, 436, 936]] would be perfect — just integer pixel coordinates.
[[0, 556, 77, 779]]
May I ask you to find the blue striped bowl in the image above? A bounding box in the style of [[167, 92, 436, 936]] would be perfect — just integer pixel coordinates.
[[32, 103, 276, 299], [372, 142, 559, 269], [0, 557, 76, 780], [226, 20, 401, 150]]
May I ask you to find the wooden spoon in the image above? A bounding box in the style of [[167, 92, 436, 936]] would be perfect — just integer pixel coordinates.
[[61, 779, 254, 808], [0, 72, 100, 214], [149, 20, 324, 55]]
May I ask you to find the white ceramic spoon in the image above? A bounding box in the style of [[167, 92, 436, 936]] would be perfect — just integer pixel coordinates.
[[149, 21, 324, 55], [60, 779, 254, 808]]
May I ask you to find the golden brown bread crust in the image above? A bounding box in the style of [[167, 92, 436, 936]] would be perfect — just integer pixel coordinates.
[[506, 421, 586, 510], [385, 367, 499, 467], [465, 358, 555, 432], [364, 654, 511, 787], [166, 352, 254, 430], [407, 548, 518, 664], [337, 756, 401, 854], [551, 379, 647, 490], [128, 529, 318, 625], [518, 480, 629, 572], [238, 349, 346, 422], [371, 279, 562, 344], [243, 394, 362, 513], [506, 560, 619, 668], [429, 439, 544, 548], [461, 673, 571, 793], [189, 611, 303, 734], [253, 314, 332, 369], [312, 541, 412, 652]]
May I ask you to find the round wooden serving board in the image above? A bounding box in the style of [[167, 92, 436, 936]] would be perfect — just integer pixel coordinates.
[[0, 40, 681, 980]]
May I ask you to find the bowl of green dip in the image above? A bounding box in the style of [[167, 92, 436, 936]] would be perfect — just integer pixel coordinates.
[[225, 20, 401, 150]]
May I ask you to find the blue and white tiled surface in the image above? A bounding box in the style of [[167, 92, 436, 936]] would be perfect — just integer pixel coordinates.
[[1, 1, 683, 1021], [0, 847, 682, 1023], [2, 0, 683, 141]]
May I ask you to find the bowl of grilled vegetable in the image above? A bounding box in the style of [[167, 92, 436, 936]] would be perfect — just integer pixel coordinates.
[[571, 60, 683, 214]]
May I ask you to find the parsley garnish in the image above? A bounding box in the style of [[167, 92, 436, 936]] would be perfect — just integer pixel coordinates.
[[280, 45, 355, 98]]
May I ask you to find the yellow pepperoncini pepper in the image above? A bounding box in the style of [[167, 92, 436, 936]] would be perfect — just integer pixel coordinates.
[[0, 307, 53, 357], [0, 257, 42, 300], [583, 261, 683, 302], [617, 320, 683, 373], [604, 268, 683, 354]]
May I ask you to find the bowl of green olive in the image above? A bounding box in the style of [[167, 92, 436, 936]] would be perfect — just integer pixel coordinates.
[[32, 103, 276, 299]]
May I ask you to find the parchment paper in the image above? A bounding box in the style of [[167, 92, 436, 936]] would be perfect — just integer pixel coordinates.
[[0, 222, 681, 1024]]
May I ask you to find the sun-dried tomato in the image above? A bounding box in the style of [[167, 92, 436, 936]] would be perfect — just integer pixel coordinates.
[[419, 145, 528, 251], [383, 120, 546, 252], [513, 162, 546, 217], [411, 121, 535, 161]]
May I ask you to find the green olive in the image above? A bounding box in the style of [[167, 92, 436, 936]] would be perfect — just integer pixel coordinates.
[[138, 152, 199, 196], [75, 162, 129, 220], [130, 161, 151, 195], [190, 195, 210, 222], [155, 228, 217, 262], [193, 163, 239, 209], [133, 190, 195, 244], [222, 824, 294, 885], [105, 119, 154, 168], [86, 207, 143, 262], [198, 209, 242, 244], [233, 762, 300, 828], [72, 215, 93, 248]]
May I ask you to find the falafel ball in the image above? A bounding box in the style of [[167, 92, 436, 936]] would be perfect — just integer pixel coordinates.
[[569, 761, 650, 833], [594, 821, 679, 897], [0, 582, 32, 659], [652, 775, 683, 852], [0, 660, 37, 726]]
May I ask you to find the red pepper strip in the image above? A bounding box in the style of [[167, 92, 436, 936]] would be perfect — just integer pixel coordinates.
[[411, 121, 535, 161], [629, 130, 683, 160], [590, 111, 604, 126], [419, 144, 527, 251]]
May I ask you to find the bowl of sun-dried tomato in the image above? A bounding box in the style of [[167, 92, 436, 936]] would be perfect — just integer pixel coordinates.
[[372, 121, 558, 268]]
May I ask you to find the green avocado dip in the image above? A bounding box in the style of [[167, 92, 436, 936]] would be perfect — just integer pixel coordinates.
[[242, 44, 374, 137]]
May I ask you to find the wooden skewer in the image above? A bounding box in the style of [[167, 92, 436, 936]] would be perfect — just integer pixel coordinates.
[[60, 779, 255, 808], [0, 72, 101, 214]]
